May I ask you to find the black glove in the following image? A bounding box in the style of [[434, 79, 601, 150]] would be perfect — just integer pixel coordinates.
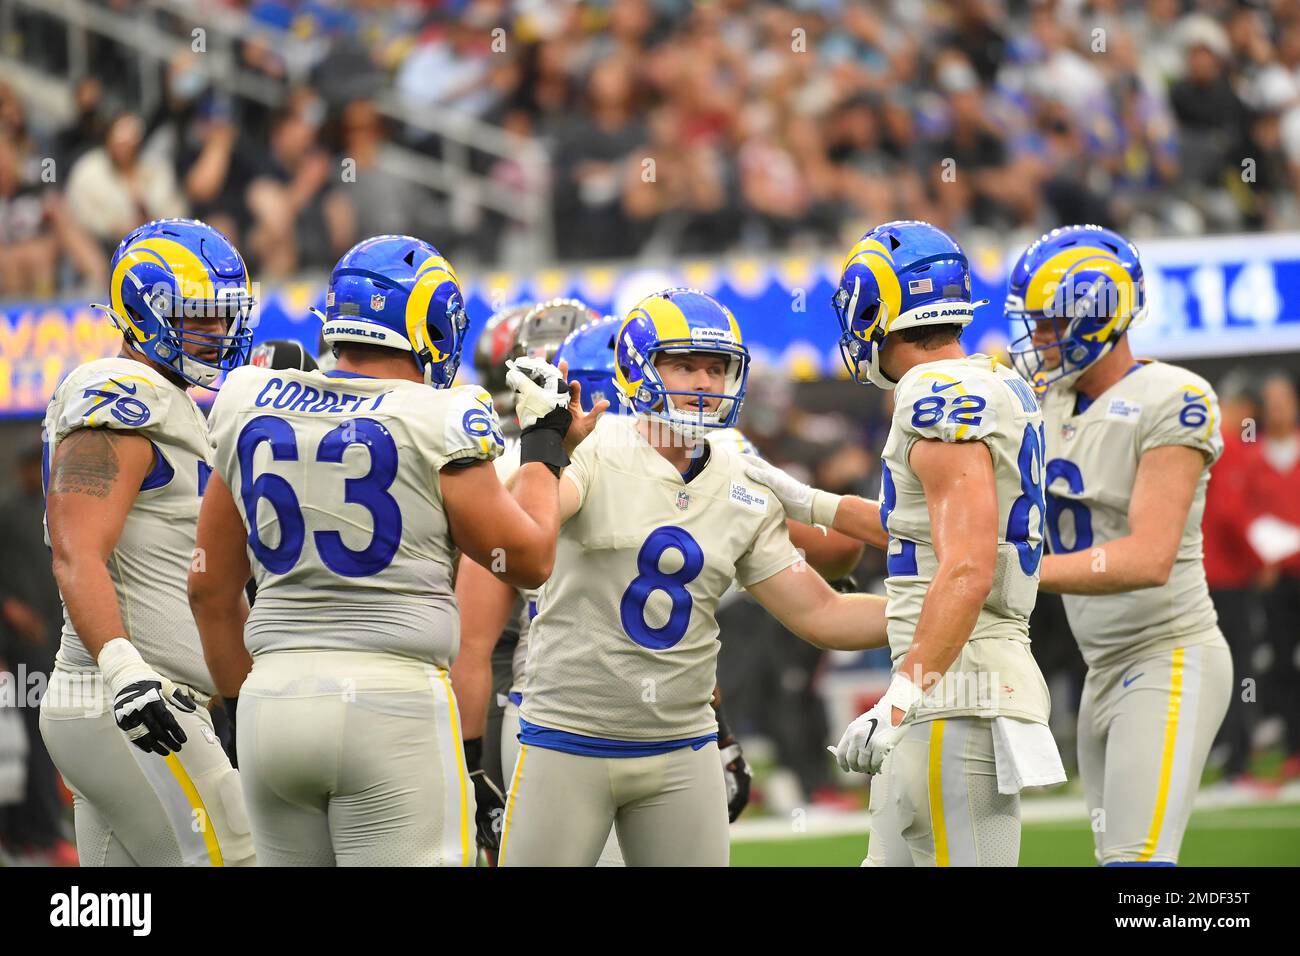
[[112, 679, 195, 756], [716, 705, 751, 822], [464, 737, 506, 853]]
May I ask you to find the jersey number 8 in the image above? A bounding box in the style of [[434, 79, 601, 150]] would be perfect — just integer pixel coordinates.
[[620, 527, 704, 650]]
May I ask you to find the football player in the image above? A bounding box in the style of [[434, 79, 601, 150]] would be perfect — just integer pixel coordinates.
[[743, 221, 1066, 866], [187, 235, 599, 866], [498, 288, 890, 867], [1006, 225, 1232, 865], [39, 218, 257, 866], [452, 297, 601, 860]]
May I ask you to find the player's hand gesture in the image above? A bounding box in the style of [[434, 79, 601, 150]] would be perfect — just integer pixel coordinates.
[[98, 638, 197, 757], [558, 358, 609, 455], [506, 356, 569, 431], [741, 454, 818, 523], [831, 673, 923, 774]]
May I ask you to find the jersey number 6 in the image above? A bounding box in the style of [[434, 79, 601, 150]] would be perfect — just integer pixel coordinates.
[[236, 415, 402, 577]]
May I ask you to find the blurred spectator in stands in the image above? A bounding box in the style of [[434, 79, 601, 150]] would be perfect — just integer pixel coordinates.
[[339, 97, 437, 243], [0, 128, 105, 297], [396, 11, 511, 124], [553, 56, 644, 260], [148, 53, 259, 249], [929, 53, 1019, 229], [1169, 18, 1249, 228], [65, 112, 186, 253], [0, 441, 75, 866], [54, 77, 106, 173], [1251, 372, 1300, 782], [246, 92, 354, 277], [1205, 372, 1267, 785]]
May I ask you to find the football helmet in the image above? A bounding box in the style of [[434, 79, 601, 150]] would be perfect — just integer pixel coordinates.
[[1006, 224, 1146, 392], [94, 218, 254, 389], [321, 235, 468, 387], [554, 314, 625, 413], [833, 220, 976, 389], [614, 288, 749, 436]]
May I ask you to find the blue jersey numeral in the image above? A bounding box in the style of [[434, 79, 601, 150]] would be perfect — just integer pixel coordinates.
[[910, 394, 987, 430], [879, 460, 918, 576], [236, 416, 402, 577], [619, 527, 704, 650], [1044, 458, 1093, 553], [1005, 423, 1046, 575]]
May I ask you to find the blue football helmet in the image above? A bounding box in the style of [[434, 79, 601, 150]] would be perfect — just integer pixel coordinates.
[[95, 218, 254, 388], [321, 235, 468, 387], [554, 314, 626, 414], [833, 220, 976, 389], [614, 288, 749, 436], [1006, 225, 1146, 393]]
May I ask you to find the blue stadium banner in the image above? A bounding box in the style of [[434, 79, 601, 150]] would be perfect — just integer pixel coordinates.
[[3, 233, 1300, 417]]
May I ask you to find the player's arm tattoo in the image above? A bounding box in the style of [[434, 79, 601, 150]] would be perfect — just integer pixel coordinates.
[[49, 428, 122, 499]]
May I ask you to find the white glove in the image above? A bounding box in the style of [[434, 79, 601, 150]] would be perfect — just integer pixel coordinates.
[[505, 356, 569, 431], [831, 673, 924, 774], [740, 454, 841, 527], [99, 638, 196, 756]]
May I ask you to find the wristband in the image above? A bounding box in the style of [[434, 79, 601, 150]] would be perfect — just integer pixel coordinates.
[[97, 637, 151, 693], [520, 407, 572, 478], [810, 490, 843, 528]]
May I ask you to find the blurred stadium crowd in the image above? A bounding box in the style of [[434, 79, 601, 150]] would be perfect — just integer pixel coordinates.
[[6, 0, 1300, 296], [3, 0, 1300, 861]]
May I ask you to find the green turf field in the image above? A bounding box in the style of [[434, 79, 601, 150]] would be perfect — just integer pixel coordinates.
[[731, 802, 1300, 866]]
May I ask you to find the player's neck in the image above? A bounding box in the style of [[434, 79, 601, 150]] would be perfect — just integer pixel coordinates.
[[638, 417, 703, 474], [886, 340, 966, 382], [119, 344, 188, 392], [335, 354, 424, 384], [1074, 338, 1136, 401]]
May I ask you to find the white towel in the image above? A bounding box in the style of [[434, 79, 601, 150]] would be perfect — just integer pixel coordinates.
[[991, 717, 1067, 795]]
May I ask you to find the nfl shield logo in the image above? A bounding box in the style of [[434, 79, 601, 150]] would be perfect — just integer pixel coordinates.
[[676, 491, 690, 511], [370, 293, 386, 311], [1062, 422, 1077, 440]]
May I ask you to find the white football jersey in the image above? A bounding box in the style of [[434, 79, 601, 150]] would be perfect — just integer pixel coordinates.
[[880, 354, 1051, 724], [206, 366, 505, 668], [1039, 360, 1224, 669], [520, 415, 801, 740], [44, 357, 214, 691]]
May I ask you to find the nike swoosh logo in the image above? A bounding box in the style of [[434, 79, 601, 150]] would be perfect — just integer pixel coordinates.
[[930, 381, 959, 393], [109, 379, 138, 395], [862, 717, 878, 746], [1122, 672, 1144, 688]]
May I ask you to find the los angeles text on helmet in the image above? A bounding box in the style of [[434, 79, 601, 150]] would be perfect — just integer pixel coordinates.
[[908, 303, 976, 323]]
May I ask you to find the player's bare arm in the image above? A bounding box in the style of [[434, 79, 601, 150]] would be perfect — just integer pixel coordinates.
[[747, 563, 887, 651], [786, 520, 864, 581], [189, 470, 253, 698], [1038, 444, 1205, 595], [897, 437, 999, 697], [442, 458, 560, 589], [741, 454, 887, 551], [46, 426, 153, 658], [450, 553, 519, 739]]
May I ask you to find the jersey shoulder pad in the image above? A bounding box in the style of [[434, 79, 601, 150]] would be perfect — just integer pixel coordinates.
[[895, 362, 1002, 444], [52, 358, 174, 442], [1136, 363, 1223, 464], [436, 385, 506, 467]]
